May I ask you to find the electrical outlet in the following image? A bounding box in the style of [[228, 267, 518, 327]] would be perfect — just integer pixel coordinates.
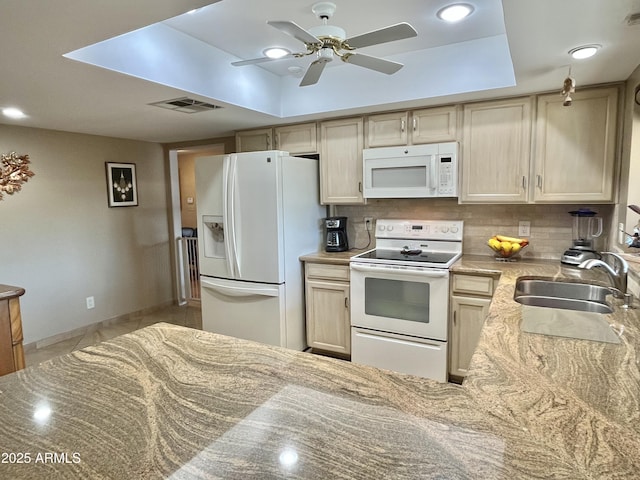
[[364, 217, 373, 231], [518, 221, 531, 237], [86, 296, 95, 310]]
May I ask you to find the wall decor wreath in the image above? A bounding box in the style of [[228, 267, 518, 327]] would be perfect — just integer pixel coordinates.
[[0, 152, 34, 200]]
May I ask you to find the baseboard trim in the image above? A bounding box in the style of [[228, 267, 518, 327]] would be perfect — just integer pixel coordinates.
[[24, 301, 176, 352]]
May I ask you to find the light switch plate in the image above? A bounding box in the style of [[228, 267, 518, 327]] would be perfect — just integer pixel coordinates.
[[518, 221, 531, 237]]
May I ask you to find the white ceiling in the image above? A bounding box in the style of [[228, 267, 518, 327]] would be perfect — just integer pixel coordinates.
[[1, 0, 640, 144]]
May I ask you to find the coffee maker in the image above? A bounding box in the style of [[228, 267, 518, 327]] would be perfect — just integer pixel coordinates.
[[561, 208, 603, 265], [325, 217, 349, 252]]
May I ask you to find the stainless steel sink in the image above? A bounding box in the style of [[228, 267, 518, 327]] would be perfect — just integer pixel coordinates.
[[513, 276, 614, 314]]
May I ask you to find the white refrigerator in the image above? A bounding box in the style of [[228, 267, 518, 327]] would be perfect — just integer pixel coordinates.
[[196, 151, 324, 350]]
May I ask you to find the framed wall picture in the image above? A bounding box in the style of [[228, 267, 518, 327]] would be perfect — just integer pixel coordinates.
[[106, 162, 138, 207]]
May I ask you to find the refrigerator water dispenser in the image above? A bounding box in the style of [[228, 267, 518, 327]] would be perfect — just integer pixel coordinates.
[[202, 215, 225, 258]]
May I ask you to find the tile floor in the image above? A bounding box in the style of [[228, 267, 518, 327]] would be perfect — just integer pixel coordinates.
[[24, 304, 202, 367]]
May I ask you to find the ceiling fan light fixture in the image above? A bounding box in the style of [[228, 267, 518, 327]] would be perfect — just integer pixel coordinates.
[[264, 47, 291, 59], [569, 44, 600, 59], [437, 3, 474, 23]]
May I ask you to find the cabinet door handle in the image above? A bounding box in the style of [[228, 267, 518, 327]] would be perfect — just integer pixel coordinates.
[[266, 134, 271, 148], [522, 176, 527, 190], [453, 310, 457, 326], [536, 174, 542, 189], [274, 135, 279, 149], [358, 181, 363, 193], [401, 119, 405, 132], [345, 297, 349, 309], [413, 117, 417, 131]]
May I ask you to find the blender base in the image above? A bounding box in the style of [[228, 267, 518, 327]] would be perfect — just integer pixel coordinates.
[[560, 249, 601, 266]]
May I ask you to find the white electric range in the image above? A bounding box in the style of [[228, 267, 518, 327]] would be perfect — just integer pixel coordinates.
[[350, 219, 463, 382]]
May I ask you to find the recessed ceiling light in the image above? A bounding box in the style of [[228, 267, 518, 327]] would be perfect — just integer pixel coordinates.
[[264, 48, 290, 59], [2, 107, 26, 119], [569, 45, 600, 60], [437, 3, 474, 22]]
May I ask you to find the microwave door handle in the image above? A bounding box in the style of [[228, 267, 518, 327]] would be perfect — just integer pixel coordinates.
[[429, 157, 437, 191]]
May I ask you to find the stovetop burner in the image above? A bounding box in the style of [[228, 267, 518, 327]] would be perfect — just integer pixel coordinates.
[[355, 249, 458, 265]]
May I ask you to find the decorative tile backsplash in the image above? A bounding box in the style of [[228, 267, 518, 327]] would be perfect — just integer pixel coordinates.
[[336, 199, 614, 260]]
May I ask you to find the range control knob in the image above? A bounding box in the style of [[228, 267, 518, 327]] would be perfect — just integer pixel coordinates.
[[441, 226, 449, 233], [451, 226, 459, 233]]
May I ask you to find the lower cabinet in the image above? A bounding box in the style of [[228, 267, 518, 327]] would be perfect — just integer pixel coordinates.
[[449, 273, 495, 380], [304, 263, 351, 357]]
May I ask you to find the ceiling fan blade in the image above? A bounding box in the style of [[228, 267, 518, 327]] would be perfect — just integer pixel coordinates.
[[345, 22, 417, 49], [300, 58, 330, 87], [343, 53, 403, 75], [268, 20, 322, 46], [231, 53, 296, 67]]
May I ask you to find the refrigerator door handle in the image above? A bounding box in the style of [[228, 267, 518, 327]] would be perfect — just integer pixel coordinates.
[[227, 155, 241, 278], [201, 278, 279, 298], [222, 156, 236, 277]]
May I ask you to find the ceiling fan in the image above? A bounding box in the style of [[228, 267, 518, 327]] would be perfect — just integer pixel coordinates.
[[231, 2, 418, 87]]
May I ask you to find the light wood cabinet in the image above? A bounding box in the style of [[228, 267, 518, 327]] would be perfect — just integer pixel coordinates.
[[235, 128, 273, 152], [305, 263, 351, 357], [460, 97, 533, 203], [449, 273, 495, 380], [366, 111, 409, 147], [411, 106, 459, 144], [274, 123, 318, 154], [365, 106, 458, 147], [319, 117, 365, 204], [0, 285, 26, 376], [532, 86, 618, 202]]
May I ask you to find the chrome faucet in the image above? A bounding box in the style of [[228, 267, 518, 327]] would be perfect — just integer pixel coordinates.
[[578, 252, 632, 307]]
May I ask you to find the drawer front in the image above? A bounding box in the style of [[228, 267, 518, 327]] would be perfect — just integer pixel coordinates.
[[306, 263, 350, 282], [452, 274, 494, 297]]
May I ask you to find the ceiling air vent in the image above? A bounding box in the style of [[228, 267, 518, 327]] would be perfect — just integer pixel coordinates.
[[149, 97, 223, 114]]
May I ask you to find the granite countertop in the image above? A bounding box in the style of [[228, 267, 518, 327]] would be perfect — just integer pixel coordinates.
[[300, 249, 361, 265], [0, 255, 639, 478]]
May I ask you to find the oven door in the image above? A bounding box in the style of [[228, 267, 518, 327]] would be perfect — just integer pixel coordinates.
[[350, 262, 449, 341]]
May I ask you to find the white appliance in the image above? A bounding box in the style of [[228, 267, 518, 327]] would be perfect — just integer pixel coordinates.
[[350, 219, 463, 382], [362, 143, 458, 199], [196, 151, 324, 350]]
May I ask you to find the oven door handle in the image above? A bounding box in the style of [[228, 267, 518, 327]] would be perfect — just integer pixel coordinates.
[[350, 263, 449, 277]]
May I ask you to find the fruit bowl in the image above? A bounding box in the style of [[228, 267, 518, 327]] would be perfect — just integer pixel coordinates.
[[487, 235, 529, 261]]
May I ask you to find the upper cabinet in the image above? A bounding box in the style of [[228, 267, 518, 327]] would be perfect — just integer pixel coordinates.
[[319, 117, 365, 205], [274, 123, 318, 154], [365, 106, 458, 148], [236, 123, 318, 154], [235, 128, 273, 152], [461, 97, 533, 203], [532, 87, 618, 203]]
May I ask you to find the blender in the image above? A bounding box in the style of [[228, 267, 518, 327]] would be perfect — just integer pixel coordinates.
[[561, 208, 603, 265]]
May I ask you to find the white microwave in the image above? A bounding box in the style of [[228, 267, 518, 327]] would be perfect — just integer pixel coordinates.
[[362, 143, 458, 198]]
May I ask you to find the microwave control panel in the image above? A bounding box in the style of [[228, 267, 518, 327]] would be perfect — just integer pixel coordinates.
[[437, 156, 456, 196]]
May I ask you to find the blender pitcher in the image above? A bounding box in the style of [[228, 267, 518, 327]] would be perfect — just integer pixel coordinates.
[[561, 208, 603, 265], [570, 208, 602, 250]]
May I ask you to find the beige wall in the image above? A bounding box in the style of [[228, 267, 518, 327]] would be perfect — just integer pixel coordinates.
[[0, 124, 172, 344], [338, 199, 613, 260]]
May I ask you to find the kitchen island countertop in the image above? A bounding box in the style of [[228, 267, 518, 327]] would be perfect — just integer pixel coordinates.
[[0, 255, 639, 478]]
